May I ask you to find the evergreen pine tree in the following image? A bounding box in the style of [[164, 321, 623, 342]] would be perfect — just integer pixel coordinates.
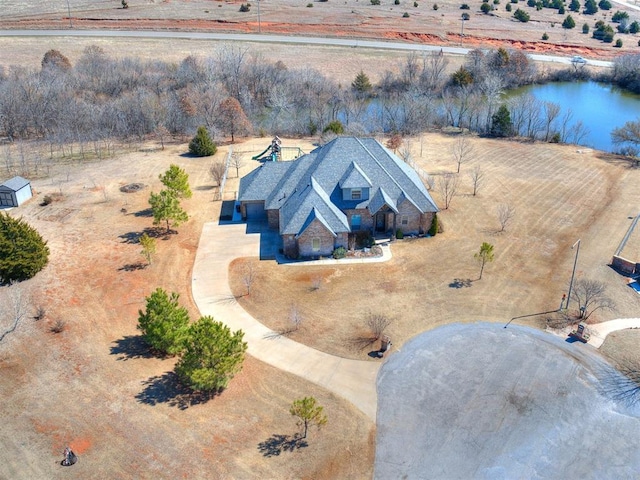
[[0, 213, 50, 283], [189, 126, 217, 157]]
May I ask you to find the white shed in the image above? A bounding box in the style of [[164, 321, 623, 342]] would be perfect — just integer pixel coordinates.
[[0, 176, 33, 207]]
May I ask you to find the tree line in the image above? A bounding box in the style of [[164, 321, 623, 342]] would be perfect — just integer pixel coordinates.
[[0, 45, 638, 155]]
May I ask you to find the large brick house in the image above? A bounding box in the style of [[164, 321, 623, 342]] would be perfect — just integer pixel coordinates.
[[238, 137, 439, 258]]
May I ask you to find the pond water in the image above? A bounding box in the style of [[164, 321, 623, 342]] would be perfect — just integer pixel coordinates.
[[508, 81, 640, 153]]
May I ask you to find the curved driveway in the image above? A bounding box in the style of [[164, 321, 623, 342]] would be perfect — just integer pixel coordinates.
[[191, 221, 380, 421]]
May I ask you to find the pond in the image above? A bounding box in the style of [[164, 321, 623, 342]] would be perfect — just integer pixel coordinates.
[[508, 81, 640, 153]]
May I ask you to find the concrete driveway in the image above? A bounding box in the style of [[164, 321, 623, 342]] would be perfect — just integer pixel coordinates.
[[191, 220, 380, 421], [375, 322, 640, 479]]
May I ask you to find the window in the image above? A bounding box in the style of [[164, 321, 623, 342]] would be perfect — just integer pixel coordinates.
[[312, 238, 320, 251], [401, 215, 409, 226], [351, 189, 362, 200], [351, 214, 361, 231]]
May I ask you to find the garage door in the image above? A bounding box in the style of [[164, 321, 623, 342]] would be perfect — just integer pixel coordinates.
[[245, 202, 266, 220]]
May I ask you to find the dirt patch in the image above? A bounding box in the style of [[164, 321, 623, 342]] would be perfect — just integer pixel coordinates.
[[0, 138, 373, 479], [119, 182, 146, 193]]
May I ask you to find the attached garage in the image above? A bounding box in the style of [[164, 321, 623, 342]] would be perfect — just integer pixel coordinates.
[[244, 201, 267, 220], [0, 176, 32, 208]]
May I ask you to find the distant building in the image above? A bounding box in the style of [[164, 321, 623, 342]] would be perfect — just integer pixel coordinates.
[[0, 176, 33, 207]]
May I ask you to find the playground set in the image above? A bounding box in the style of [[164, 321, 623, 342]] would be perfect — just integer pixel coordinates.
[[252, 136, 304, 162]]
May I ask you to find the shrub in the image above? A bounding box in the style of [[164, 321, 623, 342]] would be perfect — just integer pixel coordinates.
[[189, 126, 217, 157], [513, 7, 530, 21], [582, 22, 589, 33], [615, 38, 623, 47], [506, 3, 512, 10], [542, 31, 549, 39], [598, 0, 611, 9], [370, 0, 380, 4], [481, 2, 492, 12], [0, 213, 50, 283], [493, 0, 500, 4], [307, 2, 313, 6], [460, 3, 470, 7], [414, 1, 419, 5], [550, 132, 561, 143], [395, 229, 404, 239], [558, 5, 565, 13], [611, 10, 628, 22], [630, 21, 640, 33], [50, 319, 66, 334], [583, 0, 597, 13], [569, 0, 580, 10], [562, 15, 576, 28], [41, 195, 53, 206], [395, 0, 400, 4], [462, 12, 471, 18], [433, 3, 438, 8], [428, 213, 438, 236], [403, 10, 410, 15], [239, 3, 251, 11], [353, 231, 374, 248], [332, 246, 347, 259], [526, 0, 535, 5], [322, 120, 345, 134]]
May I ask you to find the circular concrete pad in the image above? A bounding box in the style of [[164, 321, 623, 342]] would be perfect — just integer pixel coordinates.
[[375, 323, 640, 479]]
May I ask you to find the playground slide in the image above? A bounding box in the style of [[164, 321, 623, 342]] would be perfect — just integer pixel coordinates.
[[252, 145, 272, 160]]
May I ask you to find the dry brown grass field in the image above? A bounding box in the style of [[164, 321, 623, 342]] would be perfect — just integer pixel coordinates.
[[229, 134, 640, 359], [2, 0, 639, 58], [1, 132, 638, 478], [0, 138, 373, 479]]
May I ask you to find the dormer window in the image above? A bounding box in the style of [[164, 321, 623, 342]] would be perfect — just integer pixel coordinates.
[[351, 189, 362, 200]]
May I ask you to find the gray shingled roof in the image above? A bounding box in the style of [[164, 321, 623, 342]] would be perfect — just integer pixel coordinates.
[[238, 137, 438, 236], [0, 176, 30, 192]]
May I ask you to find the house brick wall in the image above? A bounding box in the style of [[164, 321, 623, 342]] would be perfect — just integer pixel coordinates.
[[297, 219, 347, 258], [283, 234, 298, 258], [396, 201, 434, 235], [268, 209, 279, 230]]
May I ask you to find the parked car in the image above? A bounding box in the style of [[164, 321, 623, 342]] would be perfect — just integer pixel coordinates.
[[572, 55, 587, 64]]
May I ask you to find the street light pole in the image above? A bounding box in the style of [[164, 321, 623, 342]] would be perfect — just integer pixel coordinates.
[[565, 239, 581, 310]]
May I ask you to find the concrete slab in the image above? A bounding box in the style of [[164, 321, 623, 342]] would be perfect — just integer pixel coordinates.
[[375, 322, 640, 479]]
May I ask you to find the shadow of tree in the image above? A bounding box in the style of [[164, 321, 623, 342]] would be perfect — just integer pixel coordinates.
[[118, 227, 168, 244], [345, 336, 377, 352], [118, 262, 147, 272], [135, 372, 220, 410], [133, 208, 154, 217], [449, 278, 473, 288], [110, 335, 156, 361], [257, 433, 308, 457]]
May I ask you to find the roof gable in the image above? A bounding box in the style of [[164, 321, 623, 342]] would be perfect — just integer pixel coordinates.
[[1, 176, 30, 192], [339, 162, 372, 189], [295, 208, 338, 239]]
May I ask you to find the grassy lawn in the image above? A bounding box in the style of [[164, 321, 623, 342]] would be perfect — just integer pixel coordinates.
[[230, 133, 640, 359]]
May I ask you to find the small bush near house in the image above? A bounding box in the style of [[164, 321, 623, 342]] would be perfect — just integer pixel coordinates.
[[428, 214, 438, 236], [395, 229, 404, 239], [353, 231, 375, 248], [332, 247, 347, 259]]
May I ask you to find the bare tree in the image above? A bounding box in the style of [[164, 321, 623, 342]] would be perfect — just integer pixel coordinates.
[[0, 282, 30, 344], [542, 101, 561, 142], [451, 135, 474, 173], [436, 173, 460, 210], [496, 203, 516, 232], [289, 304, 304, 332], [366, 312, 392, 341], [468, 165, 485, 196], [230, 153, 246, 178], [570, 278, 615, 320], [243, 262, 256, 296], [210, 161, 226, 187]]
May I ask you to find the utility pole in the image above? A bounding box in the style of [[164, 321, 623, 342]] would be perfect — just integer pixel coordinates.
[[66, 0, 73, 28], [257, 0, 261, 33], [565, 239, 581, 310]]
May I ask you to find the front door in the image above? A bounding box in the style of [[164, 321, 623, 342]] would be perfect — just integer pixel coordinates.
[[375, 212, 386, 232]]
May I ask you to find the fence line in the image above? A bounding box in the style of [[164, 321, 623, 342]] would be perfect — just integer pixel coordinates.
[[219, 146, 233, 201]]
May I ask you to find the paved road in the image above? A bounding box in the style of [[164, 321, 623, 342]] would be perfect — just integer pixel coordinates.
[[191, 221, 380, 421], [0, 29, 613, 67]]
